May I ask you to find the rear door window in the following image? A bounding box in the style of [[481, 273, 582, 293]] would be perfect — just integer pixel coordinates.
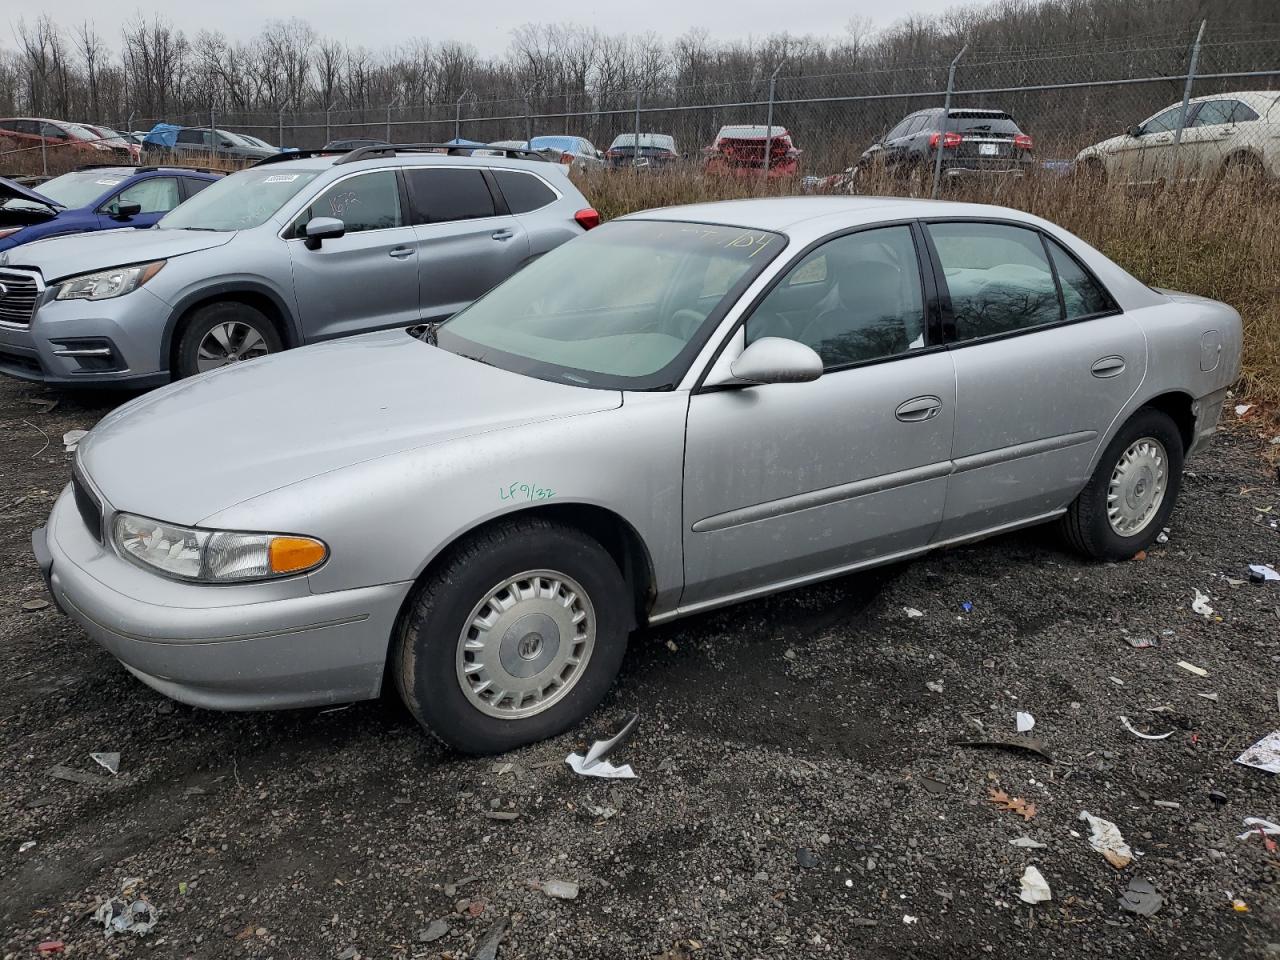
[[181, 177, 214, 199], [929, 222, 1061, 340], [405, 168, 496, 223], [493, 170, 557, 214], [1191, 100, 1236, 127], [1045, 238, 1117, 320]]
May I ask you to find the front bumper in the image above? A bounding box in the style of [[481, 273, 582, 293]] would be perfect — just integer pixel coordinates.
[[35, 485, 412, 710], [0, 286, 174, 386]]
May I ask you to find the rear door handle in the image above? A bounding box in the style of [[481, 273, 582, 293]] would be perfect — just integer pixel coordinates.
[[388, 246, 413, 259], [1091, 355, 1126, 379], [491, 229, 514, 241], [895, 396, 943, 422]]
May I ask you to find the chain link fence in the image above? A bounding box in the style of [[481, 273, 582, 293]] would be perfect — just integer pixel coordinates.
[[4, 20, 1280, 191]]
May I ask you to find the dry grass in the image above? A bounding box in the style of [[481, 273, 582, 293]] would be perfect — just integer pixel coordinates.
[[578, 168, 1280, 406]]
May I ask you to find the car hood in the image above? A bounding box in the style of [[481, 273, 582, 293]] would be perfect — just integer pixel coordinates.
[[77, 329, 623, 525], [1078, 133, 1128, 158], [0, 176, 63, 211], [3, 228, 234, 281]]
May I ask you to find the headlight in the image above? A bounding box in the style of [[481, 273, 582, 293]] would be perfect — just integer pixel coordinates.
[[112, 512, 327, 583], [55, 261, 165, 301]]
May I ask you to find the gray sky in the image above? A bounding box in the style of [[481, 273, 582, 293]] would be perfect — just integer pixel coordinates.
[[33, 0, 965, 54]]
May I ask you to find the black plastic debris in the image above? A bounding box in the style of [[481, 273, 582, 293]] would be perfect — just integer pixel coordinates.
[[1119, 877, 1163, 917]]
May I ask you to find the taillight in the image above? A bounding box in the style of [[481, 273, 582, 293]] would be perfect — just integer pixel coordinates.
[[1014, 134, 1034, 151], [559, 152, 573, 165], [929, 131, 964, 149], [605, 149, 620, 158], [574, 208, 600, 230]]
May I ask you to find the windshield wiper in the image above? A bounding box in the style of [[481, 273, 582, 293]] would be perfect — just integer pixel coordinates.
[[410, 320, 442, 345]]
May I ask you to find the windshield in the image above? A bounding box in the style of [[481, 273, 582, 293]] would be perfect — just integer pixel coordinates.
[[434, 220, 784, 390], [0, 169, 124, 212], [158, 167, 321, 231]]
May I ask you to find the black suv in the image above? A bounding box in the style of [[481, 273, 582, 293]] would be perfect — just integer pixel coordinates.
[[857, 107, 1035, 181]]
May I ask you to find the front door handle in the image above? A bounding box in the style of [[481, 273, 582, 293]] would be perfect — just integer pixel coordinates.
[[388, 246, 413, 259], [895, 396, 943, 422], [491, 228, 514, 241], [1091, 355, 1126, 379]]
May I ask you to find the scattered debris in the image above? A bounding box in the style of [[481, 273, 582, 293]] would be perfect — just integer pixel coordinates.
[[587, 804, 617, 820], [1156, 528, 1170, 544], [1208, 790, 1228, 806], [18, 840, 36, 853], [443, 876, 478, 898], [417, 919, 449, 943], [94, 897, 158, 937], [472, 918, 509, 960], [795, 847, 818, 868], [536, 879, 580, 901], [1018, 865, 1052, 904], [90, 752, 120, 775], [1152, 800, 1182, 809], [903, 607, 924, 618], [1177, 660, 1209, 678], [21, 598, 50, 612], [567, 713, 638, 779], [1198, 692, 1220, 702], [1191, 589, 1214, 618], [903, 915, 919, 925], [919, 776, 947, 795], [925, 680, 944, 693], [27, 398, 59, 414], [483, 810, 519, 821], [36, 942, 64, 954], [1237, 818, 1280, 853], [1119, 715, 1174, 741], [1235, 730, 1280, 774], [62, 429, 88, 452], [47, 765, 108, 786], [1236, 403, 1254, 416], [1132, 550, 1147, 561], [1015, 712, 1035, 733], [988, 787, 1037, 821], [1109, 676, 1126, 686], [953, 737, 1054, 763], [1249, 563, 1280, 583], [1010, 836, 1047, 849], [1232, 899, 1249, 912], [1119, 877, 1163, 916], [961, 601, 974, 613], [1126, 635, 1158, 649], [1079, 811, 1133, 869]]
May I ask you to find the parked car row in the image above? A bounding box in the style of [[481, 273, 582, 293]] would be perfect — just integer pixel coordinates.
[[0, 117, 138, 164]]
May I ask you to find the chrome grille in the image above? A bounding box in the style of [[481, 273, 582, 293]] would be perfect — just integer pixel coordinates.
[[0, 270, 41, 327]]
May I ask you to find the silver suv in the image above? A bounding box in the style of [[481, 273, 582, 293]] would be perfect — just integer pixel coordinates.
[[0, 145, 596, 386]]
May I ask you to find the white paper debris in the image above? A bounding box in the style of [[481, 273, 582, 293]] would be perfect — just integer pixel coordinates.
[[902, 915, 918, 925], [565, 753, 636, 779], [1250, 564, 1280, 582], [1018, 865, 1052, 904], [18, 840, 36, 853], [63, 429, 88, 452], [1009, 836, 1047, 849], [1237, 817, 1280, 839], [1234, 730, 1280, 775], [90, 751, 120, 775], [1119, 715, 1174, 741], [1197, 692, 1220, 702], [1016, 712, 1035, 733], [1192, 589, 1214, 618], [1079, 810, 1133, 869], [925, 680, 943, 693], [1177, 660, 1209, 677], [903, 607, 924, 619], [1236, 403, 1253, 416]]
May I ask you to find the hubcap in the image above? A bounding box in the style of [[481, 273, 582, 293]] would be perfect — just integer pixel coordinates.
[[1107, 436, 1168, 537], [456, 570, 595, 719], [196, 321, 271, 372]]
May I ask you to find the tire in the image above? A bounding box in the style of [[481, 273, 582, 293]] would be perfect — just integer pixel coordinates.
[[393, 517, 630, 754], [174, 301, 282, 379], [1076, 157, 1106, 184], [1060, 407, 1184, 561], [1221, 152, 1265, 186]]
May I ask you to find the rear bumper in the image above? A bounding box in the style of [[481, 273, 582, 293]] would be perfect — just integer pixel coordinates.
[[36, 486, 412, 711], [1188, 387, 1229, 458]]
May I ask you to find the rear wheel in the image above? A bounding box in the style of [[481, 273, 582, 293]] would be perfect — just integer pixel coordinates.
[[175, 301, 282, 379], [1221, 152, 1265, 186], [1060, 407, 1184, 561], [393, 517, 629, 754]]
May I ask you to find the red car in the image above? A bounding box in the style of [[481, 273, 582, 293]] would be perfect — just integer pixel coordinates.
[[0, 118, 132, 163], [703, 125, 801, 177]]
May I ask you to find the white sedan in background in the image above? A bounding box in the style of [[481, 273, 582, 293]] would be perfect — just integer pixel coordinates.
[[1076, 90, 1280, 184]]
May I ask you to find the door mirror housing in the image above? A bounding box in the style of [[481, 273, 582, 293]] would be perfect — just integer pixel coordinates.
[[302, 216, 346, 250], [1127, 124, 1143, 138], [111, 200, 143, 220], [725, 337, 823, 386]]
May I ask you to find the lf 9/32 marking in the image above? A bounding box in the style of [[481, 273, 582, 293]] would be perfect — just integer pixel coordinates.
[[500, 482, 556, 502]]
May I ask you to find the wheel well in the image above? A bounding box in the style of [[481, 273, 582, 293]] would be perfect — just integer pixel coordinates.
[[1223, 149, 1263, 168], [1143, 392, 1195, 452], [168, 292, 293, 372]]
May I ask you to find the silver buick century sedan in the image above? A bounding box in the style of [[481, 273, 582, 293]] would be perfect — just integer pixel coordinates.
[[34, 197, 1241, 753]]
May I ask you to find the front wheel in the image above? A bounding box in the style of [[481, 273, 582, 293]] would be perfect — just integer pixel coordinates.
[[393, 517, 630, 754], [175, 301, 282, 379], [1060, 407, 1184, 560]]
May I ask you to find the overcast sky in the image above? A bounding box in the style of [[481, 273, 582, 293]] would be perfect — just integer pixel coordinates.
[[30, 0, 966, 54]]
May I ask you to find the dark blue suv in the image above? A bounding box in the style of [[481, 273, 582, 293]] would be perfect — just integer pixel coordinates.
[[0, 166, 222, 252]]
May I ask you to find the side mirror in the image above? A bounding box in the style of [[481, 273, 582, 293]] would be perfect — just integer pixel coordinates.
[[111, 200, 143, 220], [220, 139, 235, 148], [302, 216, 346, 250], [1127, 124, 1143, 138], [728, 337, 823, 385]]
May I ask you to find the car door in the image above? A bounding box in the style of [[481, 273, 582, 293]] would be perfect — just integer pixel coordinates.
[[924, 220, 1146, 541], [96, 176, 181, 230], [285, 169, 422, 341], [1182, 99, 1254, 178], [1128, 105, 1191, 182], [879, 117, 915, 171], [680, 223, 957, 607], [403, 166, 530, 321]]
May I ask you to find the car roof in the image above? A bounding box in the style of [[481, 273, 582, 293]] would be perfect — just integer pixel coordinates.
[[619, 196, 1045, 236], [73, 165, 222, 178], [256, 153, 559, 175], [1190, 90, 1280, 105]]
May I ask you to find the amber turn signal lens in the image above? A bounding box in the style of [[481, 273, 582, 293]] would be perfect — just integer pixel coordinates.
[[268, 536, 327, 574]]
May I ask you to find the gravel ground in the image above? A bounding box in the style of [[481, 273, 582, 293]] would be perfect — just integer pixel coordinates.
[[0, 373, 1277, 960]]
